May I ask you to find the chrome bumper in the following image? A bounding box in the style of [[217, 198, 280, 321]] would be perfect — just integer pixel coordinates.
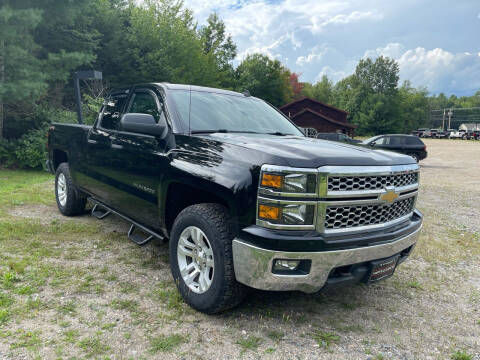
[[232, 226, 421, 293]]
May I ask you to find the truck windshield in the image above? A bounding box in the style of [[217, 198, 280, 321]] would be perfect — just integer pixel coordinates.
[[169, 90, 304, 136]]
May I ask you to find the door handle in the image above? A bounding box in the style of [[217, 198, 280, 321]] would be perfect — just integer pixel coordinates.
[[87, 139, 98, 144], [111, 144, 123, 150]]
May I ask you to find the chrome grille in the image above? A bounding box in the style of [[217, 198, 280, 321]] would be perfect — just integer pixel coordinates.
[[324, 197, 415, 230], [328, 172, 418, 192]]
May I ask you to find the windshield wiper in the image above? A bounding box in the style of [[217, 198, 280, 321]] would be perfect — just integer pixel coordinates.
[[266, 131, 295, 136]]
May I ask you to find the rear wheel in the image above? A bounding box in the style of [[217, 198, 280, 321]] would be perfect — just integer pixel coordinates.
[[55, 163, 86, 216], [169, 203, 246, 314]]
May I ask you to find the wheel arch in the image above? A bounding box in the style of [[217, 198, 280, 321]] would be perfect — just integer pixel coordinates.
[[161, 180, 237, 237]]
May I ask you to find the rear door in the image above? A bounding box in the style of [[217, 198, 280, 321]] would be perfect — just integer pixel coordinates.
[[108, 88, 170, 228], [80, 92, 129, 203]]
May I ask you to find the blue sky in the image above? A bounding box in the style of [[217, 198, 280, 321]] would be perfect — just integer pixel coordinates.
[[185, 0, 480, 96]]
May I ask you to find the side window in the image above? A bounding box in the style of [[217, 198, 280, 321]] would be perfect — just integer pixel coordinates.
[[406, 137, 422, 145], [99, 95, 127, 130], [128, 92, 161, 123], [374, 137, 386, 145], [389, 136, 403, 145]]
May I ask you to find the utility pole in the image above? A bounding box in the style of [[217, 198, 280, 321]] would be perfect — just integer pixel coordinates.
[[448, 108, 453, 130], [442, 109, 446, 130]]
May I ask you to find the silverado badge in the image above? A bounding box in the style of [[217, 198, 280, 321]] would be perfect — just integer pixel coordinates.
[[380, 189, 399, 204]]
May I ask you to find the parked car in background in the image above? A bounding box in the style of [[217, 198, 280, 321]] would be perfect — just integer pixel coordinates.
[[417, 128, 431, 138], [316, 132, 362, 144], [449, 129, 467, 139], [362, 134, 427, 162], [434, 129, 449, 138]]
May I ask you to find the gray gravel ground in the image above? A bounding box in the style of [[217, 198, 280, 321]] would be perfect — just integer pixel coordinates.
[[0, 139, 479, 359]]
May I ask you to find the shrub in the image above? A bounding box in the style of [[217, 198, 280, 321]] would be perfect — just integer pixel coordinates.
[[0, 139, 19, 168], [14, 127, 48, 169]]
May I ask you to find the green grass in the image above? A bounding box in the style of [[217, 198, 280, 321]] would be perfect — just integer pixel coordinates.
[[267, 330, 284, 342], [0, 169, 53, 209], [111, 299, 138, 312], [236, 335, 263, 353], [149, 334, 187, 353], [78, 335, 111, 357], [312, 330, 340, 348], [451, 350, 473, 360]]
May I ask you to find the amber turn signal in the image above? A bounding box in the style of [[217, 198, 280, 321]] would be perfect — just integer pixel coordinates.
[[258, 204, 281, 220], [261, 173, 283, 189]]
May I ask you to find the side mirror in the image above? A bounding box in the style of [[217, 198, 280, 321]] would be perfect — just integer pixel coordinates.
[[370, 142, 376, 146], [120, 113, 165, 137]]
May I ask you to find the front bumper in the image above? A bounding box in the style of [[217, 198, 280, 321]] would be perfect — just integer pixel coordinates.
[[232, 225, 421, 293]]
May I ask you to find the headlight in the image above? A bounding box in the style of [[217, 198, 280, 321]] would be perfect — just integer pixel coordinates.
[[258, 201, 316, 226], [256, 165, 319, 230], [259, 166, 317, 196]]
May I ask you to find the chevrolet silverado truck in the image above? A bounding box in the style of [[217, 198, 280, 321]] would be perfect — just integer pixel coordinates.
[[46, 83, 423, 313]]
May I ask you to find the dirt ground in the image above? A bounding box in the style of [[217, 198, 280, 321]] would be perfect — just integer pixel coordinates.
[[0, 139, 479, 359]]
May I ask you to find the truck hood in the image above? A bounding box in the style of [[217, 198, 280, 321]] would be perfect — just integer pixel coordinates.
[[200, 133, 416, 167]]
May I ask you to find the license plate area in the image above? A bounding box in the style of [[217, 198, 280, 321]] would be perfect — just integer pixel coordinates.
[[367, 254, 400, 283]]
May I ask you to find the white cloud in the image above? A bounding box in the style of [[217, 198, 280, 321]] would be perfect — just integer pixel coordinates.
[[364, 43, 480, 94], [183, 1, 479, 95], [314, 66, 348, 83], [296, 45, 328, 66]]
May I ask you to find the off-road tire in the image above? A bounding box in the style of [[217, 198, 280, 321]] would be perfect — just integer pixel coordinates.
[[55, 163, 87, 216], [169, 203, 247, 314]]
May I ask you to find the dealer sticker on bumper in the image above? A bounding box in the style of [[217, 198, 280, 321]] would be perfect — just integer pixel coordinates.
[[367, 255, 400, 283]]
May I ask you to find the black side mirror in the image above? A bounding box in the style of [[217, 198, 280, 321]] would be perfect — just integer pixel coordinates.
[[370, 142, 376, 146], [120, 113, 165, 137]]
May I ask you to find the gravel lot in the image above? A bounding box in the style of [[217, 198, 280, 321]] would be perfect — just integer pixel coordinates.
[[0, 139, 479, 359]]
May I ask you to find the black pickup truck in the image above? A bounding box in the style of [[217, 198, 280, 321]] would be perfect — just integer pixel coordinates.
[[46, 83, 423, 313]]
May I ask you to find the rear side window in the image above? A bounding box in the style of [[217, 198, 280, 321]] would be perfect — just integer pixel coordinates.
[[405, 136, 423, 145], [388, 136, 404, 145], [99, 95, 127, 130]]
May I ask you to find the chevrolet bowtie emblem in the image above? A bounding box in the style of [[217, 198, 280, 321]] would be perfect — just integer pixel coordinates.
[[380, 190, 399, 204]]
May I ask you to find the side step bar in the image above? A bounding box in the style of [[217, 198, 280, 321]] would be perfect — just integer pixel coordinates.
[[88, 198, 164, 246], [91, 204, 111, 219]]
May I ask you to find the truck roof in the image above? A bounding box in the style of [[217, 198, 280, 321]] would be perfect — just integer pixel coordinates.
[[155, 83, 245, 97]]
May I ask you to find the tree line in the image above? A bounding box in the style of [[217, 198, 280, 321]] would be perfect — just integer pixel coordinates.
[[0, 0, 479, 168]]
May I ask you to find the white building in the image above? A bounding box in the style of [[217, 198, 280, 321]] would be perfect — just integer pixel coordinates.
[[459, 123, 480, 131]]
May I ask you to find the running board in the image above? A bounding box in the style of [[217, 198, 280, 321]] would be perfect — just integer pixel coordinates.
[[88, 197, 164, 246], [128, 224, 154, 245], [91, 204, 111, 219]]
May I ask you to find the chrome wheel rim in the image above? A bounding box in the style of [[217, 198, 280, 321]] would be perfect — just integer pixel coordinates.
[[57, 173, 67, 206], [177, 226, 214, 294]]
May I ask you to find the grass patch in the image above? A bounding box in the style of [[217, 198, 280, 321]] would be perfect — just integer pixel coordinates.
[[111, 299, 138, 312], [149, 334, 187, 353], [58, 301, 77, 316], [312, 330, 340, 348], [78, 335, 110, 357], [451, 350, 473, 360], [267, 330, 284, 342], [236, 335, 263, 353], [10, 329, 42, 350]]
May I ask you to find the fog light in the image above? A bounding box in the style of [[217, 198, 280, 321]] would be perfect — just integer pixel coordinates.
[[273, 259, 300, 271]]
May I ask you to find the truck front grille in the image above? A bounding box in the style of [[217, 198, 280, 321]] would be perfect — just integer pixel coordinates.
[[324, 197, 415, 230], [328, 173, 418, 192]]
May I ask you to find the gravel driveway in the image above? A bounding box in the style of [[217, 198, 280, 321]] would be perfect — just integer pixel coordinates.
[[0, 139, 479, 359]]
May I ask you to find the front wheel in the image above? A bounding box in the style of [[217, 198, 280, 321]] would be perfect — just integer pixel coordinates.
[[169, 203, 246, 314], [55, 163, 86, 216]]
